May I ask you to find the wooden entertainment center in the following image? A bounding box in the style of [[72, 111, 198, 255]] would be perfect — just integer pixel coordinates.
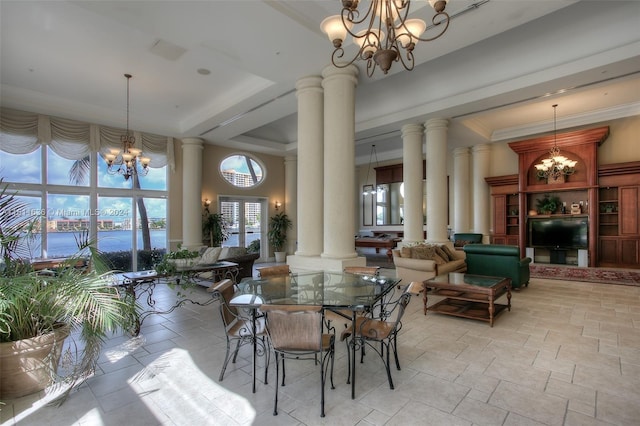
[[487, 126, 640, 269]]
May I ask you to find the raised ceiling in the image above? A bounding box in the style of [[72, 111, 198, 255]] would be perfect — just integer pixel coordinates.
[[1, 1, 639, 164]]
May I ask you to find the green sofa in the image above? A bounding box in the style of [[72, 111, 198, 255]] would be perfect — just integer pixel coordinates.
[[451, 233, 483, 250], [463, 244, 532, 289]]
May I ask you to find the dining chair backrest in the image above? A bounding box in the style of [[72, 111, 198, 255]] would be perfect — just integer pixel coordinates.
[[260, 304, 323, 351], [211, 279, 238, 326], [343, 266, 380, 276], [257, 265, 291, 278]]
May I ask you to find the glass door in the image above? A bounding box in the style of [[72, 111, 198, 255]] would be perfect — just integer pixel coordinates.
[[219, 197, 266, 259]]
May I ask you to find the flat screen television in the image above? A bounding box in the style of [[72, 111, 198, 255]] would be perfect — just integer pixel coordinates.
[[528, 217, 588, 249]]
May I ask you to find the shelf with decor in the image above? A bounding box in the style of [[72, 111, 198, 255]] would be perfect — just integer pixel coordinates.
[[598, 187, 619, 237]]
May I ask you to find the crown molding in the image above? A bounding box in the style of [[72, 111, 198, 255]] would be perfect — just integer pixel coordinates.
[[491, 102, 640, 142]]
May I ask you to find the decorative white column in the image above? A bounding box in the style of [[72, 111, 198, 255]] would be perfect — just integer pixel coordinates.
[[181, 137, 203, 251], [293, 76, 324, 257], [472, 144, 491, 240], [284, 155, 297, 255], [401, 123, 425, 244], [321, 64, 359, 261], [425, 118, 449, 243], [453, 147, 471, 233]]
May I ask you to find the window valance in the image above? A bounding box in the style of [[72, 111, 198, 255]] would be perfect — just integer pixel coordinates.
[[0, 107, 175, 171]]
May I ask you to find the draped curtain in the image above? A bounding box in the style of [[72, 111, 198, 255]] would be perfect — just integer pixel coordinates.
[[0, 107, 175, 171]]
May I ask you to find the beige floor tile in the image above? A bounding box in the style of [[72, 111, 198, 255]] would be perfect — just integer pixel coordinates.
[[4, 276, 640, 425]]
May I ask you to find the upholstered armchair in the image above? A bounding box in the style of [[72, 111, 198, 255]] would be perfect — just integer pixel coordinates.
[[451, 233, 484, 250], [463, 244, 532, 289]]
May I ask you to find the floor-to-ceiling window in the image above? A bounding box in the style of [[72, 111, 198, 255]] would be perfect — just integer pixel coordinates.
[[0, 108, 171, 271]]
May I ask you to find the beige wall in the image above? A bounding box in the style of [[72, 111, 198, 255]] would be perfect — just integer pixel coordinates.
[[168, 141, 286, 250]]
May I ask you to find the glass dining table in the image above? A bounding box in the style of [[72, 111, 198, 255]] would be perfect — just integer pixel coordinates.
[[235, 270, 401, 399]]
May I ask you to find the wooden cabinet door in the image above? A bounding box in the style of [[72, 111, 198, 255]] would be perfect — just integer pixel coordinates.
[[620, 239, 639, 265], [506, 236, 519, 246], [598, 238, 618, 264], [620, 186, 639, 235]]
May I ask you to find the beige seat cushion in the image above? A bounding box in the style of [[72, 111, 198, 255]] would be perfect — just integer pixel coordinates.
[[198, 247, 222, 264]]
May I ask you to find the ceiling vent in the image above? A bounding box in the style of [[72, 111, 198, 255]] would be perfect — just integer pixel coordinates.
[[149, 39, 187, 61]]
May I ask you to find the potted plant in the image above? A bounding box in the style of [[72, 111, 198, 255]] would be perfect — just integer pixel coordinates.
[[268, 212, 292, 262], [202, 208, 229, 247], [0, 181, 135, 401], [536, 194, 561, 215]]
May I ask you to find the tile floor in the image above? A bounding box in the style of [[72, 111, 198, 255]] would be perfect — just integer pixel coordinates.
[[2, 269, 640, 426]]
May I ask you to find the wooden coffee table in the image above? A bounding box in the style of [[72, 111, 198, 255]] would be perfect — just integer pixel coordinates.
[[423, 273, 511, 327]]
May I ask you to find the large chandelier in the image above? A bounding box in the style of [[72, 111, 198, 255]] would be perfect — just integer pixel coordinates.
[[104, 74, 150, 180], [534, 104, 577, 183], [321, 0, 452, 77]]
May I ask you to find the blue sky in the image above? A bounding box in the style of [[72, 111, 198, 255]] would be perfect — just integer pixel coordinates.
[[1, 148, 167, 220]]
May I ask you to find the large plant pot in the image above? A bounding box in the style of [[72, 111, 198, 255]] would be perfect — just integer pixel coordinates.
[[274, 252, 287, 263], [0, 325, 70, 399]]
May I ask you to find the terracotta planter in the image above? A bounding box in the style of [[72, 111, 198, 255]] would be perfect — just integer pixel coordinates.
[[0, 325, 70, 399]]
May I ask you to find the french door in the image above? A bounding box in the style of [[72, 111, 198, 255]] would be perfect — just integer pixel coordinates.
[[219, 197, 266, 260]]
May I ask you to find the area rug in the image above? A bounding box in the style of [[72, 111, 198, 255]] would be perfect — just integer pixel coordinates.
[[530, 264, 640, 286]]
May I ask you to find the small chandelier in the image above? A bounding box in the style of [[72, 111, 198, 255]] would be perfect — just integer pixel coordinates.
[[105, 74, 150, 180], [534, 104, 577, 183], [321, 0, 452, 77], [362, 144, 383, 195]]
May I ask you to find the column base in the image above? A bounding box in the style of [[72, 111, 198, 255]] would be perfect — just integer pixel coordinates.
[[287, 255, 366, 272]]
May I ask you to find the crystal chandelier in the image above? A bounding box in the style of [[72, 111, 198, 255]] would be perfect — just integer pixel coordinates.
[[534, 104, 577, 182], [104, 74, 150, 180], [321, 0, 452, 77]]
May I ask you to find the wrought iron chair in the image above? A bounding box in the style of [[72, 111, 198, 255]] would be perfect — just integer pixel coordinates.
[[256, 265, 291, 277], [340, 281, 422, 390], [260, 304, 336, 417], [255, 265, 296, 303], [343, 266, 380, 276], [211, 279, 269, 383], [326, 266, 382, 328]]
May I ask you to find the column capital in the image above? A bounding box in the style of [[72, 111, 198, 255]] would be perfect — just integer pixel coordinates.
[[472, 143, 492, 154], [181, 137, 204, 149], [401, 123, 424, 138], [425, 118, 449, 130], [295, 76, 323, 95], [321, 64, 359, 86], [453, 147, 470, 157]]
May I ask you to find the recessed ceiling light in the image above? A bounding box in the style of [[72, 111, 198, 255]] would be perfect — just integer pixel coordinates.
[[197, 68, 211, 75]]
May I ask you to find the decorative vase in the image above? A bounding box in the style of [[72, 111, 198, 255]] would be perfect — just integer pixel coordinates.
[[274, 252, 286, 263], [0, 324, 70, 399]]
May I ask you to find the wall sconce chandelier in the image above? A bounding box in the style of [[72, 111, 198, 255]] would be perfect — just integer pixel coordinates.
[[274, 200, 282, 210], [534, 104, 577, 183], [362, 144, 384, 195], [104, 74, 150, 180], [321, 0, 452, 77]]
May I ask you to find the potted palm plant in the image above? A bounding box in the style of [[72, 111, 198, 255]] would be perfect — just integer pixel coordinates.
[[0, 181, 135, 402], [202, 208, 229, 247], [267, 212, 292, 262]]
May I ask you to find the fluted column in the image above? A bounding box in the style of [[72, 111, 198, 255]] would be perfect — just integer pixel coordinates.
[[425, 118, 449, 243], [284, 155, 297, 255], [453, 147, 471, 233], [181, 137, 203, 250], [293, 76, 323, 257], [401, 123, 425, 244], [321, 64, 359, 259], [472, 144, 491, 239]]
